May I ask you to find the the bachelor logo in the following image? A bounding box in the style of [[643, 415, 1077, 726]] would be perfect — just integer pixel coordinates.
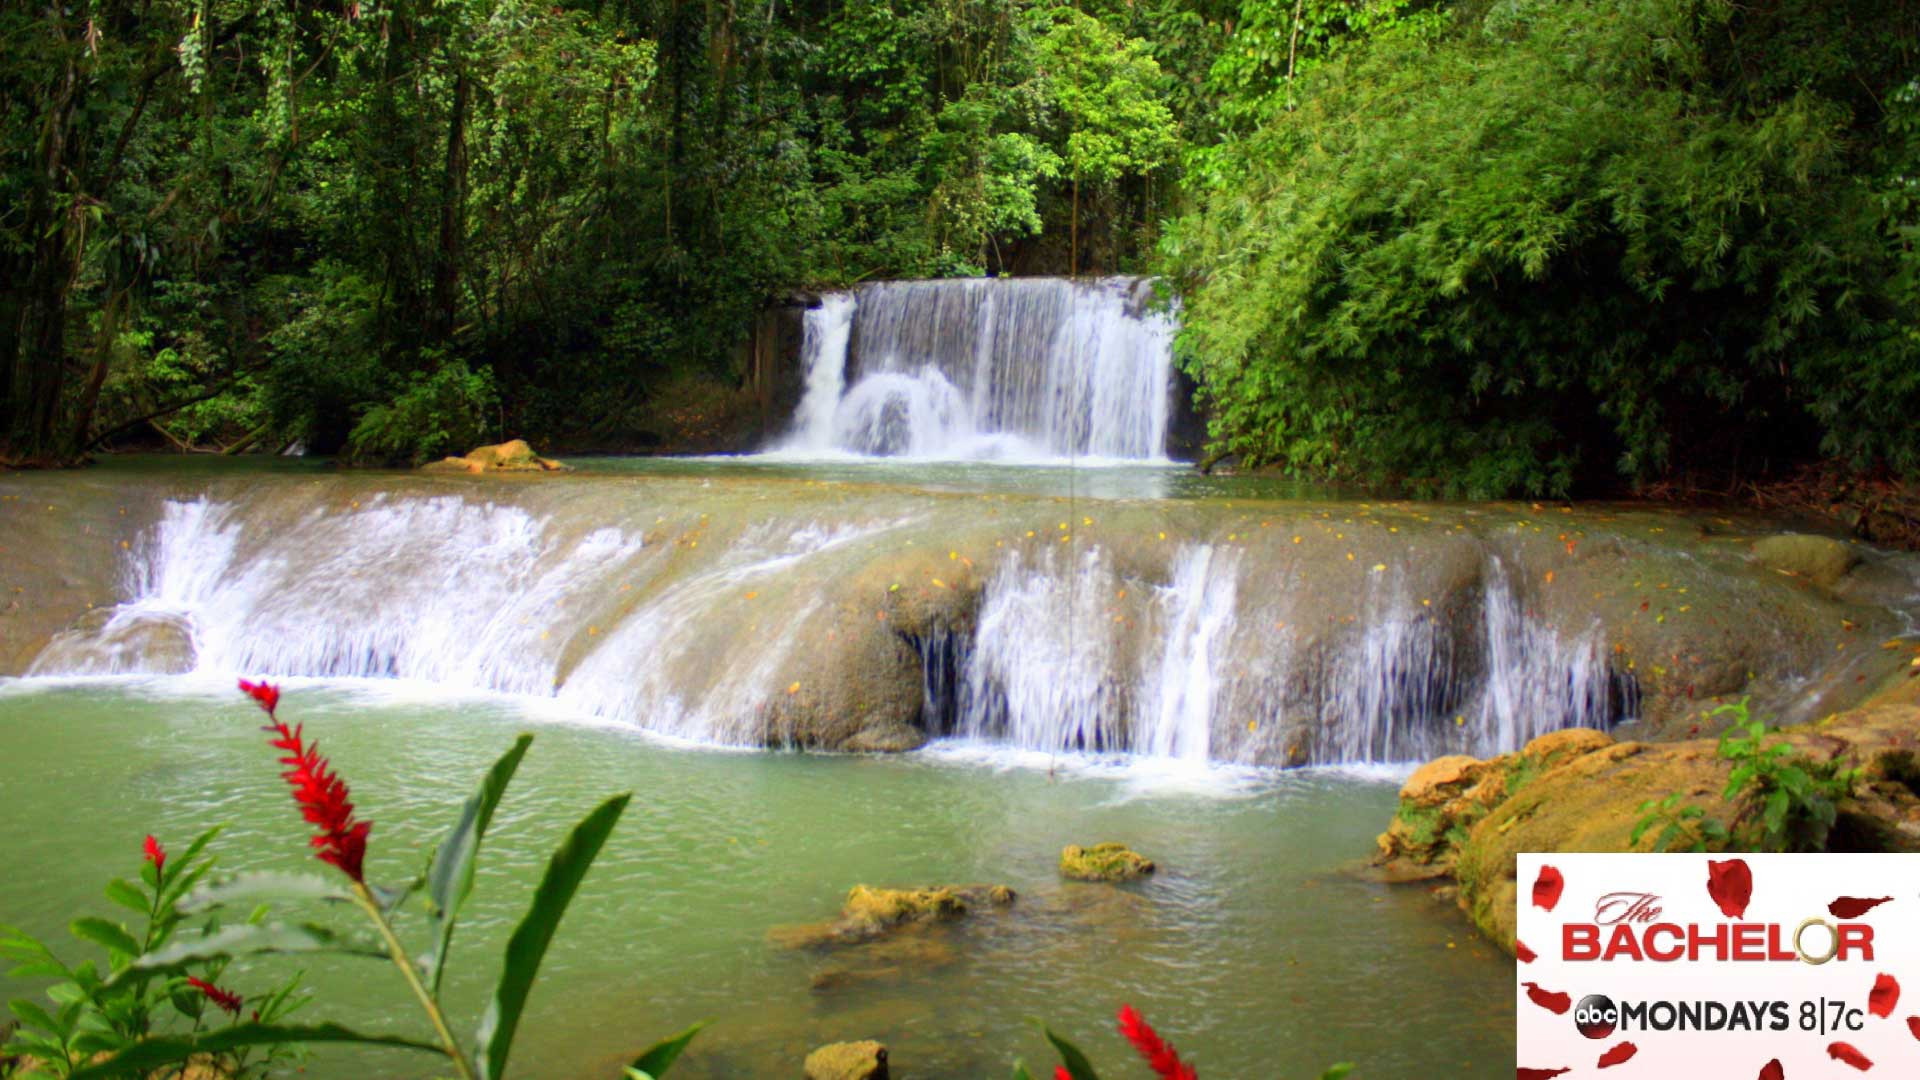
[[1571, 993, 1793, 1039], [1562, 890, 1874, 964]]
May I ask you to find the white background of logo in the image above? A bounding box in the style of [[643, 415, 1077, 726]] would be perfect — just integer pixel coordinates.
[[1516, 853, 1920, 1075]]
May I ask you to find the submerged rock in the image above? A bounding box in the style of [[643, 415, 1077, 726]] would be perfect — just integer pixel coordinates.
[[772, 884, 1016, 949], [421, 439, 568, 474], [1751, 533, 1861, 588], [1059, 842, 1156, 882], [804, 1040, 889, 1080]]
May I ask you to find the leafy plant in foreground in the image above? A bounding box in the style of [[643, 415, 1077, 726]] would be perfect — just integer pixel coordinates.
[[4, 680, 702, 1079], [1633, 700, 1859, 853], [1, 832, 311, 1078]]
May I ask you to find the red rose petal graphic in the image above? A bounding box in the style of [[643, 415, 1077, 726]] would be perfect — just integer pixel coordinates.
[[1532, 865, 1565, 912], [1907, 1016, 1920, 1041], [1759, 1060, 1784, 1080], [1518, 1070, 1571, 1080], [1870, 974, 1900, 1019], [1597, 1042, 1637, 1068], [1828, 1042, 1873, 1070], [1707, 858, 1753, 919], [1831, 897, 1894, 919], [1523, 982, 1573, 1015], [1516, 939, 1537, 963]]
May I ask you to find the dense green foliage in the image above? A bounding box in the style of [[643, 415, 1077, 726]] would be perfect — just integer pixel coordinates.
[[3, 0, 1916, 494], [0, 0, 1213, 464], [1169, 0, 1920, 496]]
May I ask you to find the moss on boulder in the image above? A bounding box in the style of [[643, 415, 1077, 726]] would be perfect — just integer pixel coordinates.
[[1751, 533, 1861, 588], [1060, 842, 1156, 882], [804, 1041, 889, 1080], [422, 439, 568, 474], [771, 884, 1016, 949], [1376, 705, 1920, 953]]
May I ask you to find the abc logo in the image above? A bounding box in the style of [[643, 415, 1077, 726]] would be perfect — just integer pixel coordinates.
[[1575, 994, 1618, 1040]]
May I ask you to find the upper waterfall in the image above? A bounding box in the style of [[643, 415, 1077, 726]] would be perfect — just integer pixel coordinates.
[[775, 276, 1177, 462]]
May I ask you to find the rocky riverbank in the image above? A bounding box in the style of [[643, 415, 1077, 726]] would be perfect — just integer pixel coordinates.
[[1372, 678, 1920, 952]]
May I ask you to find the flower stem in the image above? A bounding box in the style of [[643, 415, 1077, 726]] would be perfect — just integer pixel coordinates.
[[351, 883, 476, 1080]]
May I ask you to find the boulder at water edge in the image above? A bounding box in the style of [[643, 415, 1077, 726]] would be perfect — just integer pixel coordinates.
[[1750, 533, 1861, 588], [804, 1040, 889, 1080], [421, 439, 568, 474], [1060, 842, 1156, 882]]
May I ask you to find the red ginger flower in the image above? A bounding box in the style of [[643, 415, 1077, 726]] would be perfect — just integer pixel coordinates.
[[1054, 1069, 1070, 1080], [1117, 1005, 1198, 1080], [143, 834, 166, 874], [243, 682, 371, 883], [186, 976, 242, 1016], [239, 678, 281, 716]]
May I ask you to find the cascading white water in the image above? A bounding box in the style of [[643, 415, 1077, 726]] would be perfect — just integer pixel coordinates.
[[1313, 560, 1616, 762], [776, 277, 1176, 461], [952, 545, 1624, 764]]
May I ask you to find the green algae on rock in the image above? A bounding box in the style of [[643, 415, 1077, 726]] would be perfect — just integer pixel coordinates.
[[771, 884, 1017, 949], [420, 439, 568, 474], [1059, 842, 1156, 882], [803, 1040, 890, 1080]]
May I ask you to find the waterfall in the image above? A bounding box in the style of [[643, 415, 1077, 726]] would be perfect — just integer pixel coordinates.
[[951, 545, 1626, 764], [28, 488, 1638, 766], [777, 277, 1176, 461]]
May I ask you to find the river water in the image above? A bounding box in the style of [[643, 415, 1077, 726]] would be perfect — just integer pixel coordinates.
[[1, 277, 1912, 1077]]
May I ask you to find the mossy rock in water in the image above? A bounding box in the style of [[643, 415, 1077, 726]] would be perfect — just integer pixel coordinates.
[[1060, 842, 1156, 882], [1751, 533, 1860, 588], [771, 884, 1016, 949], [804, 1040, 889, 1080], [842, 883, 1013, 931], [421, 438, 568, 474]]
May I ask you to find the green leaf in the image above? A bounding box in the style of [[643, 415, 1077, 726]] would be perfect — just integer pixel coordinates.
[[1011, 1064, 1037, 1080], [104, 879, 149, 916], [474, 791, 630, 1080], [10, 998, 63, 1036], [1038, 1022, 1100, 1080], [1322, 1066, 1357, 1080], [628, 1020, 707, 1078], [157, 826, 224, 910], [69, 917, 140, 958], [115, 922, 385, 982], [179, 872, 353, 913], [426, 734, 532, 996], [67, 1021, 443, 1079]]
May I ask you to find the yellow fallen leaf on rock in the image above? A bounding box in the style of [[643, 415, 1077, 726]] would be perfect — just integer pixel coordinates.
[[787, 682, 801, 694], [1372, 563, 1387, 573]]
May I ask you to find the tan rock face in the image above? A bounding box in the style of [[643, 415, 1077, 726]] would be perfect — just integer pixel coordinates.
[[1375, 701, 1920, 954], [804, 1040, 889, 1080]]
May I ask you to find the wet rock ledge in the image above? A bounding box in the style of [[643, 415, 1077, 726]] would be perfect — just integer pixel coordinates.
[[1374, 684, 1920, 952]]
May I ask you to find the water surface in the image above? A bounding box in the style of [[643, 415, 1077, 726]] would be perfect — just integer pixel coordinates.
[[0, 678, 1512, 1078]]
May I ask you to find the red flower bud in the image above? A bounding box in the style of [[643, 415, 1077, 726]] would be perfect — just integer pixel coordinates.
[[186, 976, 242, 1016], [1117, 1005, 1198, 1080], [143, 834, 166, 874], [238, 678, 280, 717]]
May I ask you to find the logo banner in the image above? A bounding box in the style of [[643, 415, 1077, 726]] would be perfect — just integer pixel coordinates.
[[1516, 853, 1920, 1076]]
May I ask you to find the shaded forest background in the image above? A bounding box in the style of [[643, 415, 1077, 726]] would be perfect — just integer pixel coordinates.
[[2, 0, 1916, 500]]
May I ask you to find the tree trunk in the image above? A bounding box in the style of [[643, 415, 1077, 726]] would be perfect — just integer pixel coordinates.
[[7, 53, 86, 463], [430, 63, 469, 342], [1070, 173, 1079, 278]]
